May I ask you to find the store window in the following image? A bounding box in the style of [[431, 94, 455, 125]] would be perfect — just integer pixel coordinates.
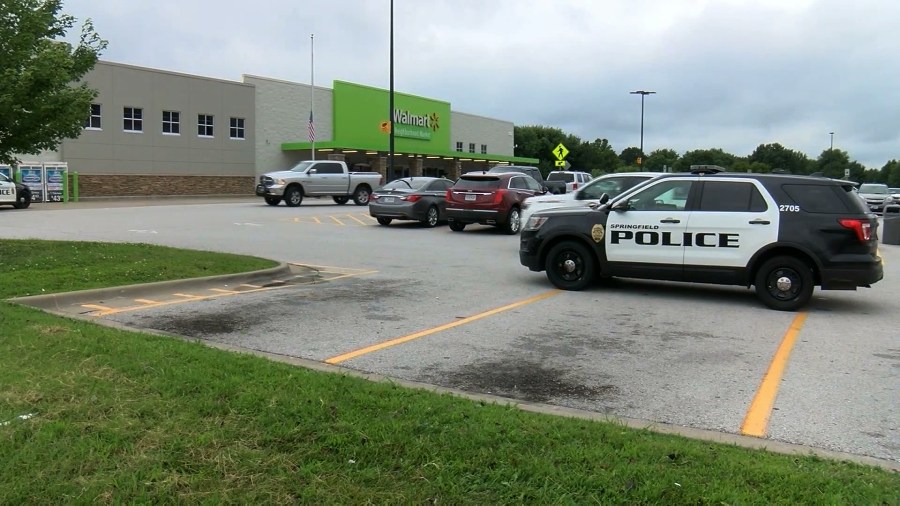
[[198, 114, 214, 137], [481, 144, 487, 154], [84, 104, 101, 129], [468, 143, 475, 153], [230, 117, 245, 139], [123, 107, 143, 132], [455, 141, 463, 152], [162, 111, 180, 135]]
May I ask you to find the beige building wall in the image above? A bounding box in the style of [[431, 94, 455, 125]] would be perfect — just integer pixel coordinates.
[[242, 75, 333, 176], [58, 61, 255, 177], [449, 112, 515, 157]]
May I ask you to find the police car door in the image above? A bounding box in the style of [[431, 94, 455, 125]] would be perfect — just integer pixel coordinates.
[[682, 179, 778, 283], [605, 177, 697, 280], [0, 173, 16, 204]]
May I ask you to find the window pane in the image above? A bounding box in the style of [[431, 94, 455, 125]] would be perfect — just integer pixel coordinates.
[[698, 181, 766, 212], [782, 184, 850, 213]]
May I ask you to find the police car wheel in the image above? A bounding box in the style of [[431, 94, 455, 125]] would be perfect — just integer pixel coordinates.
[[545, 240, 595, 291], [754, 256, 814, 311], [284, 187, 303, 207], [13, 191, 31, 209], [264, 196, 281, 206]]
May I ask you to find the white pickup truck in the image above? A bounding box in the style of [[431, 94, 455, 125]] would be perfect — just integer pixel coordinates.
[[256, 160, 383, 207]]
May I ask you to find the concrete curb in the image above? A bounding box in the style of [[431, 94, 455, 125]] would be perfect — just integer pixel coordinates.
[[10, 263, 294, 309]]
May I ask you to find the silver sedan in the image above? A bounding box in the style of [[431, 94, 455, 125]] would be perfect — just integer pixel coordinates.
[[369, 177, 455, 227]]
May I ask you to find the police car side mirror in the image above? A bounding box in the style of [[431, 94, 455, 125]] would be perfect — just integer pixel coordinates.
[[598, 193, 610, 205], [611, 200, 630, 212]]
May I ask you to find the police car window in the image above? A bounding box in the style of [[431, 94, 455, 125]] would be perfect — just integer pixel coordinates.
[[782, 184, 850, 213], [628, 180, 692, 211], [698, 181, 768, 212], [0, 173, 10, 183]]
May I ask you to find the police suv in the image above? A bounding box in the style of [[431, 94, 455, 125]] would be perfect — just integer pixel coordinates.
[[0, 172, 31, 209], [519, 167, 883, 310]]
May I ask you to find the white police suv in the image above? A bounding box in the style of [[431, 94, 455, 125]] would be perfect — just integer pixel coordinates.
[[0, 172, 31, 209], [519, 167, 883, 310]]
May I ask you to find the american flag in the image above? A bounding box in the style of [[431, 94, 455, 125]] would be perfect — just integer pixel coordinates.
[[307, 110, 316, 142]]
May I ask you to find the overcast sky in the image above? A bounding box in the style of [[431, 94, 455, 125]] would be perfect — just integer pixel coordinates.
[[63, 0, 898, 168]]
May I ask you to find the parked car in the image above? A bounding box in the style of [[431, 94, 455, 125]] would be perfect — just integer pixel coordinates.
[[256, 160, 383, 207], [520, 172, 663, 229], [547, 171, 593, 194], [856, 183, 895, 214], [485, 165, 567, 194], [520, 167, 882, 311], [369, 177, 455, 227], [445, 172, 545, 234], [0, 172, 31, 209]]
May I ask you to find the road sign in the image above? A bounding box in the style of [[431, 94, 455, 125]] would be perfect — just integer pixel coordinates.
[[554, 160, 572, 169], [552, 143, 569, 161], [844, 168, 850, 178]]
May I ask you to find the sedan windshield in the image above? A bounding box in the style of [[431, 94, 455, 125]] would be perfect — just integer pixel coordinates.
[[859, 184, 888, 194]]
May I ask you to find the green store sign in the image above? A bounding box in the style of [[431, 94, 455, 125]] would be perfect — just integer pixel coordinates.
[[333, 81, 450, 151]]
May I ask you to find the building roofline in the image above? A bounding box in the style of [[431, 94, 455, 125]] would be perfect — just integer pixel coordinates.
[[97, 60, 254, 88]]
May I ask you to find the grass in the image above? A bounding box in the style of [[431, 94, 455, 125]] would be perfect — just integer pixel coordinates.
[[1, 239, 898, 504]]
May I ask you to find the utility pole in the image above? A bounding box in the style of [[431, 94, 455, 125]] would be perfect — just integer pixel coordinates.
[[829, 131, 834, 150], [388, 0, 395, 182]]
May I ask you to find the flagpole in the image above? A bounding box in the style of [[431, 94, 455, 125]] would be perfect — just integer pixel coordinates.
[[310, 33, 315, 160]]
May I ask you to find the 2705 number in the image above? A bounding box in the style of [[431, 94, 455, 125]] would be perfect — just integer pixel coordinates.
[[779, 204, 800, 212]]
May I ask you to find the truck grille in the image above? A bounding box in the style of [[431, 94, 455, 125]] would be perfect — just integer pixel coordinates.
[[260, 175, 274, 185]]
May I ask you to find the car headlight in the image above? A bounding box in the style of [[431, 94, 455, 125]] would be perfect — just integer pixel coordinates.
[[274, 178, 286, 185], [524, 216, 549, 230]]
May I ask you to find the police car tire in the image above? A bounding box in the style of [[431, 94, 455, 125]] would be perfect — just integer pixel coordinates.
[[284, 187, 303, 207], [376, 217, 392, 226], [13, 191, 31, 209], [264, 196, 281, 206], [545, 240, 595, 291], [754, 255, 814, 311]]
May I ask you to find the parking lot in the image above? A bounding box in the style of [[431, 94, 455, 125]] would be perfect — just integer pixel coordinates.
[[2, 197, 898, 465]]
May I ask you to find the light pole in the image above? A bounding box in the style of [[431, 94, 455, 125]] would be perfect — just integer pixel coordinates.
[[829, 132, 834, 150], [630, 90, 655, 156], [388, 0, 395, 182]]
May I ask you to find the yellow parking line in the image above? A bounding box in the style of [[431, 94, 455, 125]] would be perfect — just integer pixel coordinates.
[[741, 311, 809, 437], [347, 214, 368, 225], [209, 288, 239, 294], [81, 303, 111, 311], [134, 298, 158, 304], [319, 270, 378, 282], [313, 217, 322, 224], [330, 216, 346, 226], [240, 283, 262, 288], [325, 290, 561, 364], [173, 293, 200, 299]]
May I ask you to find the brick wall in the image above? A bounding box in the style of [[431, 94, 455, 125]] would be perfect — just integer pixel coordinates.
[[73, 175, 255, 198]]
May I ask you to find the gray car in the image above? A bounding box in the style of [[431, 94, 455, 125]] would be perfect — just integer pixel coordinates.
[[369, 177, 455, 227]]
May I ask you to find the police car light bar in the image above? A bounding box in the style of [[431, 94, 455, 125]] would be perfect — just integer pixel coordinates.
[[689, 165, 725, 175]]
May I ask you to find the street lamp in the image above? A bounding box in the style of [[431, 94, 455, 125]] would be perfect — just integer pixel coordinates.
[[629, 90, 655, 156], [829, 131, 834, 150], [388, 0, 395, 181]]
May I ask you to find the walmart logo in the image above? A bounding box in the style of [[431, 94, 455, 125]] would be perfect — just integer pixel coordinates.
[[393, 109, 440, 131]]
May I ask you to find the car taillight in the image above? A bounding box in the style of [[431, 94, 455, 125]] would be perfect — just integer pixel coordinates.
[[370, 194, 380, 200], [839, 218, 872, 242], [572, 183, 578, 190], [402, 195, 422, 202], [493, 189, 506, 204], [445, 189, 453, 201]]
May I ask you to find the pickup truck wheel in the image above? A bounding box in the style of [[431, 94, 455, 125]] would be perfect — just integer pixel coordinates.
[[448, 221, 466, 232], [13, 190, 31, 209], [504, 208, 521, 235], [352, 186, 371, 206], [754, 256, 814, 311], [376, 217, 392, 226], [284, 187, 303, 207], [333, 196, 349, 205], [264, 196, 281, 206], [423, 206, 439, 227], [545, 241, 596, 291]]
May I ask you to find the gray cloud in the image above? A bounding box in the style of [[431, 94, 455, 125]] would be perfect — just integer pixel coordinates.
[[63, 0, 898, 168]]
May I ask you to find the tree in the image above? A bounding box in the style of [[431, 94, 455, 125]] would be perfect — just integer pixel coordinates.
[[572, 138, 619, 175], [642, 148, 679, 172], [618, 146, 642, 167], [883, 160, 900, 187], [0, 0, 106, 164], [812, 149, 851, 180], [748, 143, 811, 174], [673, 148, 738, 172]]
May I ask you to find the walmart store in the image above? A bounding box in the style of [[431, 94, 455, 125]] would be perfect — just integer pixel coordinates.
[[32, 61, 537, 198]]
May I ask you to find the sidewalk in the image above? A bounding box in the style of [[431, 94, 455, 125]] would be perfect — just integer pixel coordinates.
[[29, 195, 257, 210]]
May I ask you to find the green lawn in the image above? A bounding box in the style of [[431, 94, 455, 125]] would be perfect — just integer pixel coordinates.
[[1, 240, 897, 504]]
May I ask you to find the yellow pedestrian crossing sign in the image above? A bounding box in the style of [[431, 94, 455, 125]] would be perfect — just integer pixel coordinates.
[[552, 143, 569, 161]]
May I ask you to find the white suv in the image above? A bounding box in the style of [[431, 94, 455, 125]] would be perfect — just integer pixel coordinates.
[[521, 172, 663, 228], [547, 171, 593, 194]]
